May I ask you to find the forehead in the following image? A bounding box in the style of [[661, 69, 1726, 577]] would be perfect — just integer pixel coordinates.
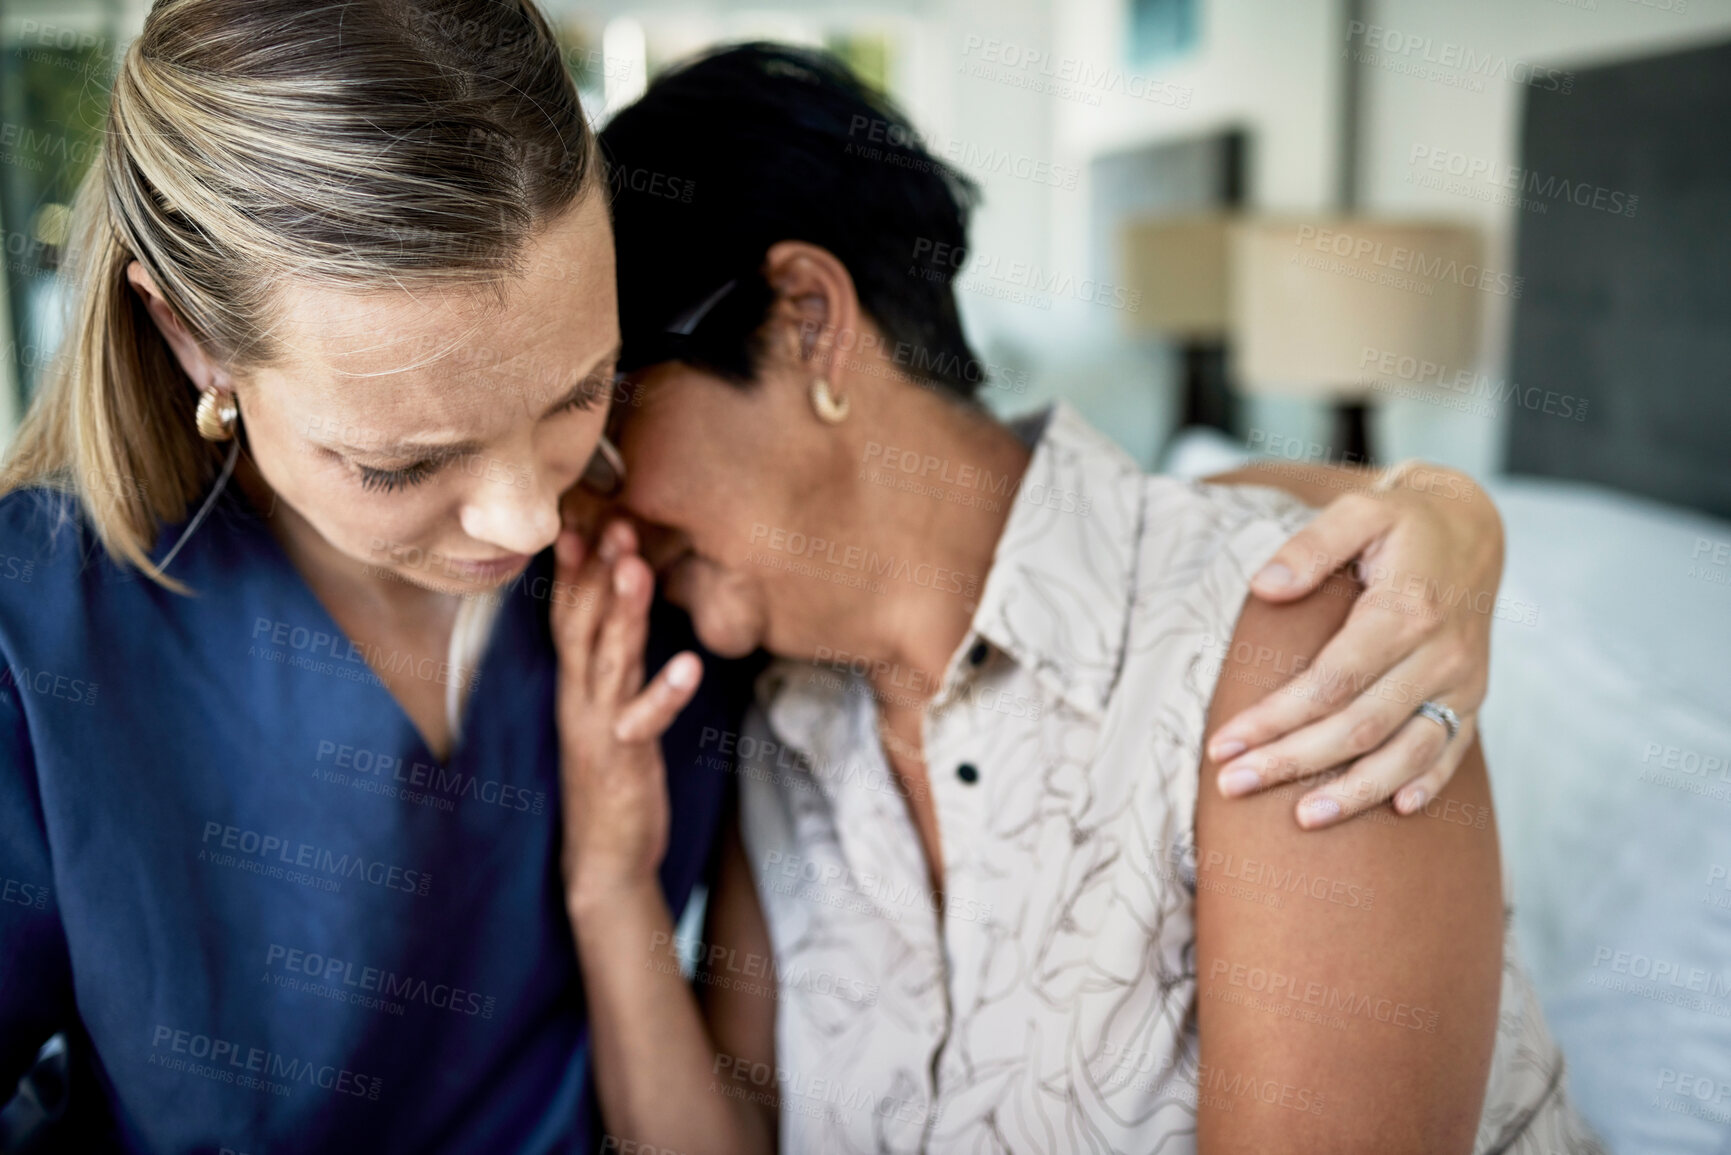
[[265, 196, 618, 432]]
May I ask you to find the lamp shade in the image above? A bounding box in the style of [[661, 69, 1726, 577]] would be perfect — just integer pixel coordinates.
[[1229, 218, 1485, 400], [1120, 215, 1233, 339]]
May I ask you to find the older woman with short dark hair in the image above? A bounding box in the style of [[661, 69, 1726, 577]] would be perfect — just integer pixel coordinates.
[[551, 43, 1604, 1155]]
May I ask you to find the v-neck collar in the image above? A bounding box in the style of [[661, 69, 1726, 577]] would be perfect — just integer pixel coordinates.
[[168, 479, 521, 770]]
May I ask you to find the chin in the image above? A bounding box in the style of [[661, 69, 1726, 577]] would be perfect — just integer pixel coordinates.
[[688, 602, 763, 660], [662, 553, 764, 658], [370, 555, 532, 599]]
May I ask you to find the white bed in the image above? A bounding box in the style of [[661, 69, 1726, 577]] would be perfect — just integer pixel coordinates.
[[1169, 431, 1731, 1153], [1482, 477, 1731, 1155]]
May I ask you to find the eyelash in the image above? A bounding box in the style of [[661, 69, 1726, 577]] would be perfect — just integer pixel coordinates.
[[357, 459, 438, 494], [558, 367, 623, 414], [353, 366, 618, 493]]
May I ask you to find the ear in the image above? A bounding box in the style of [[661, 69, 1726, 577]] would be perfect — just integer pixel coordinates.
[[760, 242, 862, 383], [125, 262, 233, 393]]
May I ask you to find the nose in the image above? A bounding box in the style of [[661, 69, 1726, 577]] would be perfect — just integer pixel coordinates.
[[457, 456, 564, 558]]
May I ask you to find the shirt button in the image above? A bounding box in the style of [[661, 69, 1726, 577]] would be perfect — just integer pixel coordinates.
[[967, 641, 990, 667], [957, 762, 980, 784]]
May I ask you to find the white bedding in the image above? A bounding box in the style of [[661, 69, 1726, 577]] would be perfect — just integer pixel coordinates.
[[1165, 430, 1731, 1153], [1482, 478, 1731, 1155]]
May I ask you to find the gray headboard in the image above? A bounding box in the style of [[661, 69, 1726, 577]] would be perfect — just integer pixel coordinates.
[[1505, 38, 1731, 520]]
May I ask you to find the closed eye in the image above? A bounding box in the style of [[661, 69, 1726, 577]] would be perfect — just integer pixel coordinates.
[[548, 364, 622, 417], [348, 359, 621, 494], [357, 458, 440, 493]]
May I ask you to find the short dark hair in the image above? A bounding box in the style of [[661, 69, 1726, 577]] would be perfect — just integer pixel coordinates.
[[600, 42, 987, 398]]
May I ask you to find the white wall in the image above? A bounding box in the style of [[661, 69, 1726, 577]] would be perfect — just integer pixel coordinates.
[[1356, 0, 1731, 474], [936, 0, 1731, 474], [894, 0, 1350, 464]]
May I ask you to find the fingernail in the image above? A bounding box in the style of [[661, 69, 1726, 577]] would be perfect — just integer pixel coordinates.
[[1218, 768, 1261, 797], [598, 534, 620, 564], [1211, 738, 1247, 762], [1297, 796, 1341, 828], [613, 563, 635, 595], [606, 520, 634, 553], [1397, 787, 1425, 814], [1254, 561, 1294, 590], [666, 655, 697, 689]]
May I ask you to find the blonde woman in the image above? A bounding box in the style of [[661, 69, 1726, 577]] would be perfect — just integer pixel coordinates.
[[0, 2, 712, 1150], [1, 6, 1508, 1153], [553, 45, 1604, 1155]]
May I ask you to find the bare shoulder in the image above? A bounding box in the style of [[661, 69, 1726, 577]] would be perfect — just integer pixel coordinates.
[[1192, 573, 1504, 1154]]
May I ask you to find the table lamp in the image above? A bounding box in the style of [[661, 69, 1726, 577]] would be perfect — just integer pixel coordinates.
[[1228, 218, 1485, 463]]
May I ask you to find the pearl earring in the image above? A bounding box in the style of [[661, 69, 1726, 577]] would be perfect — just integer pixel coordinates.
[[810, 377, 850, 424]]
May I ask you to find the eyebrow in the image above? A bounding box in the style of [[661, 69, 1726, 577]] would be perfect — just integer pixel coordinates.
[[354, 342, 623, 462]]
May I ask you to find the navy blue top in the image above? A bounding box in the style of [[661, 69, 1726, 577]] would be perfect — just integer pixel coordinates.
[[0, 482, 742, 1153]]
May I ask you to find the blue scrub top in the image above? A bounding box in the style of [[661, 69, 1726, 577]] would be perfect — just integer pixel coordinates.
[[0, 482, 743, 1153]]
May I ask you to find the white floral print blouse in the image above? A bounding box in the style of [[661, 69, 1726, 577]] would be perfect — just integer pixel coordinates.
[[737, 403, 1604, 1154]]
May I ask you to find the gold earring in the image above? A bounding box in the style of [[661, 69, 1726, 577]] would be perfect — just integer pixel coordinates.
[[810, 377, 850, 424], [195, 387, 238, 442]]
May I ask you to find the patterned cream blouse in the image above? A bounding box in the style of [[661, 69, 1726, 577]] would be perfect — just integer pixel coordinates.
[[737, 403, 1603, 1154]]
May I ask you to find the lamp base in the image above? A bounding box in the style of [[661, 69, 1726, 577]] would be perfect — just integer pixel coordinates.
[[1180, 340, 1237, 435], [1331, 400, 1373, 467]]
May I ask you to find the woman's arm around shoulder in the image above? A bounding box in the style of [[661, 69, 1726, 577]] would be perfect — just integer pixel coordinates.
[[1194, 569, 1504, 1154]]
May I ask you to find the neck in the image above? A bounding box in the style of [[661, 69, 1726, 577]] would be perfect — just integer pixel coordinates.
[[787, 390, 1031, 710]]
